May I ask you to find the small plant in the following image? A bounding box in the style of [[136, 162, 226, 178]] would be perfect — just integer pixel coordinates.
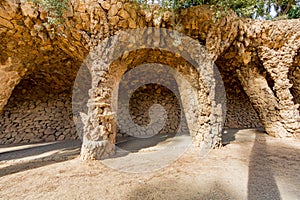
[[24, 0, 68, 25]]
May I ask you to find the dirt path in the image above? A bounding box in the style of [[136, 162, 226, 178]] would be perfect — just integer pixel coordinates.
[[0, 129, 299, 200]]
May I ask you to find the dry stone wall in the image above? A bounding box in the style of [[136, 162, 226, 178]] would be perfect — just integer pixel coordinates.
[[117, 83, 182, 138], [225, 91, 262, 129], [128, 84, 182, 135], [0, 79, 78, 145], [0, 81, 261, 145]]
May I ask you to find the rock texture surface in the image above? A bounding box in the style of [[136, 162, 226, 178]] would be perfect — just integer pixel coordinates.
[[0, 0, 299, 159], [0, 79, 78, 144]]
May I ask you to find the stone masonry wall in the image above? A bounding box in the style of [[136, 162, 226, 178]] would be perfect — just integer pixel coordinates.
[[117, 83, 182, 138], [129, 84, 181, 134], [0, 84, 261, 145], [0, 75, 261, 145], [0, 78, 77, 145], [225, 90, 262, 128]]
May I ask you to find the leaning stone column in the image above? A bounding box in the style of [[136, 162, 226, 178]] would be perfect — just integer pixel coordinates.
[[256, 33, 300, 137], [237, 60, 300, 137], [237, 65, 293, 137]]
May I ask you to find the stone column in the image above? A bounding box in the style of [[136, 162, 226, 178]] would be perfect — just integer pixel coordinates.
[[80, 66, 117, 160], [237, 54, 300, 138], [289, 61, 300, 103], [237, 65, 292, 137], [257, 41, 300, 136]]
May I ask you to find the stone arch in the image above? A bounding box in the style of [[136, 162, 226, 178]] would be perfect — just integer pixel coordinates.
[[0, 58, 80, 144], [77, 28, 226, 160], [110, 52, 206, 142]]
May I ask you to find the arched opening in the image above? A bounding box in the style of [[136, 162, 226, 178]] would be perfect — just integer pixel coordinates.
[[0, 59, 80, 145], [79, 28, 225, 160], [215, 51, 263, 129], [115, 62, 191, 152], [108, 49, 209, 143], [79, 50, 215, 159]]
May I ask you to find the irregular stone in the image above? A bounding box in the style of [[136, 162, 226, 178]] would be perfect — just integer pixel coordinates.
[[57, 134, 65, 140], [0, 7, 12, 20], [128, 18, 136, 28], [21, 2, 38, 19], [100, 1, 111, 10], [0, 17, 13, 29], [118, 9, 130, 19], [45, 134, 55, 142], [45, 128, 55, 135], [108, 16, 119, 26], [108, 5, 118, 17]]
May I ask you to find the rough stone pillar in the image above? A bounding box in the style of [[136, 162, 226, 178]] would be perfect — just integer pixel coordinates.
[[257, 43, 300, 136], [80, 84, 117, 160], [289, 61, 300, 103], [237, 62, 300, 137], [79, 57, 118, 160]]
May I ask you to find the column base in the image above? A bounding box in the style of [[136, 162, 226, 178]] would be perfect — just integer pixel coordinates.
[[80, 139, 115, 160]]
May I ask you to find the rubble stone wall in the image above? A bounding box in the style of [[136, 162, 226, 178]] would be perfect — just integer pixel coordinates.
[[0, 77, 261, 145], [119, 84, 182, 137], [225, 90, 262, 129], [0, 79, 78, 145]]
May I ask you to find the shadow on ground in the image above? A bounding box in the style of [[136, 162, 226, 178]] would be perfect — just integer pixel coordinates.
[[247, 132, 300, 200], [222, 128, 265, 145], [127, 180, 240, 200], [247, 133, 281, 200], [114, 132, 188, 158], [1, 128, 299, 200], [0, 140, 81, 161], [0, 140, 81, 177]]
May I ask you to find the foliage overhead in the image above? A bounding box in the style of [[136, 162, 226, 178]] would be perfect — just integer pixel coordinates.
[[136, 0, 300, 19], [23, 0, 68, 24], [24, 0, 300, 24]]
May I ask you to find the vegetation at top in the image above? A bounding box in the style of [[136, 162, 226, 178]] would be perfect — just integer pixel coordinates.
[[24, 0, 300, 24], [23, 0, 68, 24], [135, 0, 300, 19]]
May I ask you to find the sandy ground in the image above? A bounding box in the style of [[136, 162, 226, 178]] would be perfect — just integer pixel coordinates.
[[0, 128, 299, 200]]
